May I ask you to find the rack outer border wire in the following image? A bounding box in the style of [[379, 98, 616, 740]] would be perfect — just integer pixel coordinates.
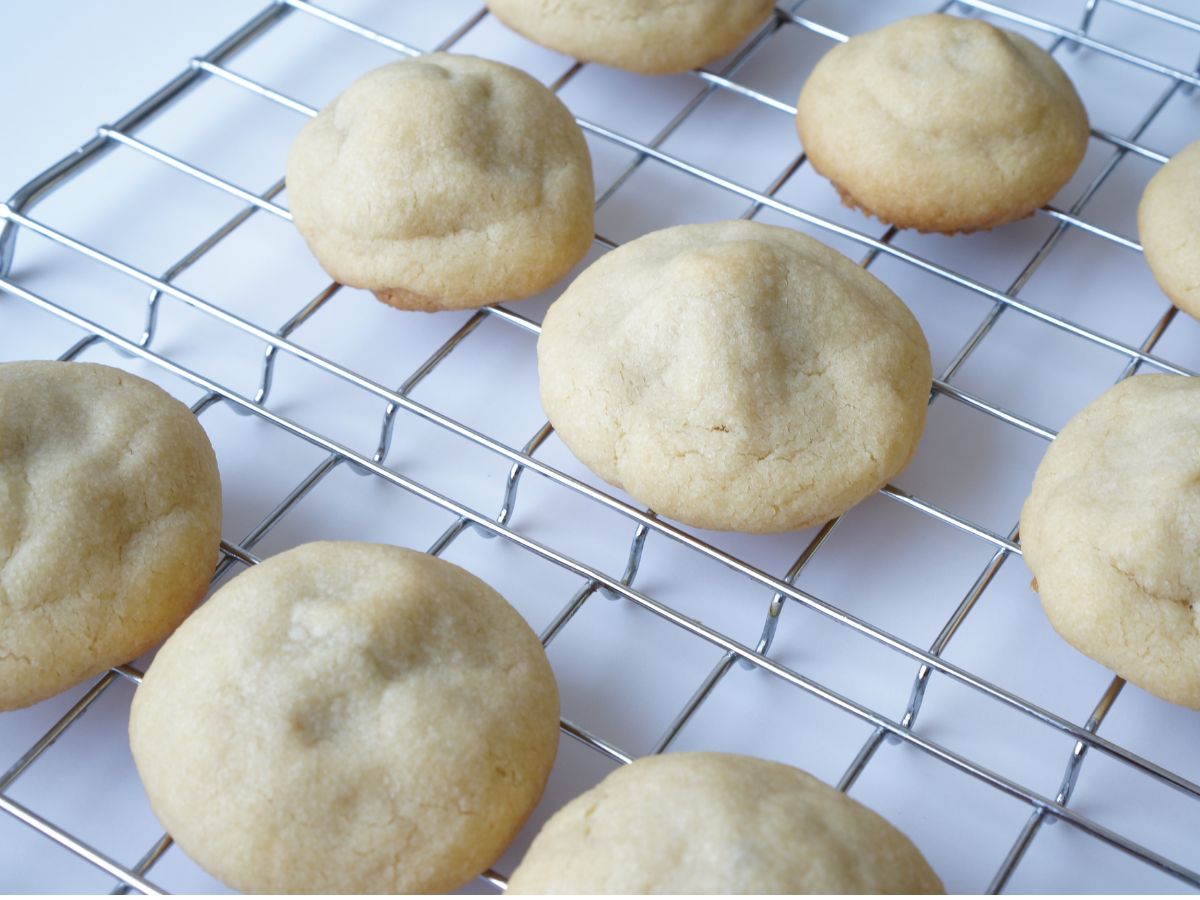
[[1, 0, 1198, 893]]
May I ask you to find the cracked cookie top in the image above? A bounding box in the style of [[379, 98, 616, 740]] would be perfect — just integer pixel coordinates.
[[796, 14, 1089, 233], [285, 54, 594, 311], [1021, 374, 1200, 709], [0, 360, 221, 711], [537, 220, 932, 533], [129, 541, 559, 893]]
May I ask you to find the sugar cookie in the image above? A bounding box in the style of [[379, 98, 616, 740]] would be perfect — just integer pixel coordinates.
[[0, 360, 221, 711], [286, 54, 594, 310], [486, 0, 775, 74], [1138, 139, 1200, 319], [1021, 375, 1200, 709], [129, 541, 560, 893], [507, 752, 944, 893], [796, 14, 1089, 233], [537, 220, 931, 533]]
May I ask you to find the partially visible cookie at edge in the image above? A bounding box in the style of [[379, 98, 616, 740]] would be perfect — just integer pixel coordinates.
[[1138, 138, 1200, 319], [285, 53, 594, 311], [129, 541, 560, 894], [796, 14, 1089, 233], [537, 219, 932, 533], [0, 360, 222, 711], [506, 752, 944, 893], [1020, 375, 1200, 709], [486, 0, 775, 75]]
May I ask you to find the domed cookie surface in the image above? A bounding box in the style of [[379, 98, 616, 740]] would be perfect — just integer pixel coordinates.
[[1138, 139, 1200, 319], [537, 220, 931, 533], [129, 541, 560, 893], [1021, 375, 1200, 709], [286, 54, 594, 310], [796, 14, 1089, 233], [486, 0, 775, 75], [0, 360, 221, 711], [507, 752, 944, 893]]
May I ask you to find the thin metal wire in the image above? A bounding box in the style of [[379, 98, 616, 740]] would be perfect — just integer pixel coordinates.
[[4, 58, 1195, 900], [18, 217, 1162, 789], [18, 45, 1176, 777], [5, 2, 721, 810], [1104, 0, 1200, 35], [0, 674, 120, 793], [987, 677, 1127, 893], [850, 49, 1193, 792], [838, 296, 1181, 833], [572, 120, 1191, 376], [98, 128, 292, 220], [0, 794, 162, 895], [10, 265, 1200, 890], [0, 2, 291, 279], [1, 0, 1198, 893], [956, 0, 1200, 87], [162, 54, 1188, 382], [654, 1, 1075, 764], [831, 26, 1193, 882], [88, 23, 1184, 456], [979, 300, 1186, 892]]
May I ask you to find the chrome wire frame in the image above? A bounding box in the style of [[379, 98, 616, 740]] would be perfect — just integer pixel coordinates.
[[1, 0, 1199, 893]]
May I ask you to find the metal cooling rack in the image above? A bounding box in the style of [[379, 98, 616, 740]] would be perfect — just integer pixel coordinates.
[[2, 0, 1199, 893]]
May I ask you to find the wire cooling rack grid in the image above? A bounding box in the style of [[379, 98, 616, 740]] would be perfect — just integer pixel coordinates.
[[2, 0, 1199, 893]]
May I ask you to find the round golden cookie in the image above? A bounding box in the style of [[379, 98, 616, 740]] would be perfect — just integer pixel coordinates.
[[1138, 139, 1200, 319], [506, 752, 944, 893], [537, 220, 932, 533], [1021, 375, 1200, 709], [796, 14, 1089, 233], [129, 541, 560, 894], [285, 54, 594, 311], [0, 360, 221, 712], [485, 0, 775, 75]]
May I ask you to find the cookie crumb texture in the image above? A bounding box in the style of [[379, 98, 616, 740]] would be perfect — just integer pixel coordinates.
[[129, 542, 560, 894], [796, 14, 1089, 234], [1138, 138, 1200, 320], [486, 0, 775, 74], [537, 220, 931, 533], [0, 361, 221, 711], [506, 752, 944, 893], [1021, 375, 1200, 709], [285, 54, 594, 311]]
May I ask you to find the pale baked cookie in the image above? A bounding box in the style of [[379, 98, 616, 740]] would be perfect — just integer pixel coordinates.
[[1021, 375, 1200, 709], [129, 541, 560, 894], [1138, 139, 1200, 319], [0, 361, 221, 712], [506, 752, 944, 893], [486, 0, 775, 75], [537, 220, 932, 533], [796, 14, 1089, 233], [286, 54, 594, 311]]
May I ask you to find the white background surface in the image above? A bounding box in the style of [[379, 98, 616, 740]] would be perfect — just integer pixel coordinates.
[[1, 0, 1200, 894]]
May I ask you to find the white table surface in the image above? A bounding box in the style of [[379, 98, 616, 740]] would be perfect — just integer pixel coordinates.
[[2, 0, 1200, 894]]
